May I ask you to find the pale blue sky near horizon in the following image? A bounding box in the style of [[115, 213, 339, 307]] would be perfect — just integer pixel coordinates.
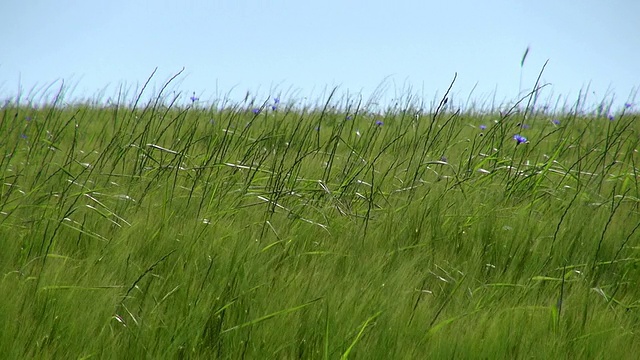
[[1, 0, 638, 111]]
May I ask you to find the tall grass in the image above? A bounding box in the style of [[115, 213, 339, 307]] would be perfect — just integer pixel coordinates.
[[1, 81, 639, 359]]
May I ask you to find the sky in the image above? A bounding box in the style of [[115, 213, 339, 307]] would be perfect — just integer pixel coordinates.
[[1, 0, 638, 111]]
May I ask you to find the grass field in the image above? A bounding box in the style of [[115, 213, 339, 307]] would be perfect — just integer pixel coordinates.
[[1, 84, 639, 359]]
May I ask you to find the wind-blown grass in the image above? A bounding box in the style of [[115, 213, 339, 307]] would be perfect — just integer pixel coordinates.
[[1, 85, 639, 359]]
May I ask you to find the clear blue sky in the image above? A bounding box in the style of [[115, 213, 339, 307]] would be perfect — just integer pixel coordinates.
[[1, 0, 638, 111]]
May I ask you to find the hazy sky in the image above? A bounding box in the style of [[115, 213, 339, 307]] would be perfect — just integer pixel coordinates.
[[1, 0, 638, 110]]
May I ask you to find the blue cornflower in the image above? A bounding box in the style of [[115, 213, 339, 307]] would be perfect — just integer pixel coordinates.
[[479, 124, 486, 130], [273, 97, 280, 105], [190, 92, 199, 103], [608, 114, 615, 121], [624, 102, 633, 109], [552, 119, 560, 125], [345, 115, 352, 120], [20, 133, 27, 139], [375, 120, 383, 126], [271, 105, 277, 111], [513, 134, 527, 144], [252, 108, 261, 115]]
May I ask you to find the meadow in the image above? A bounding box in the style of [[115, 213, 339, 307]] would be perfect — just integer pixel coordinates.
[[1, 82, 639, 359]]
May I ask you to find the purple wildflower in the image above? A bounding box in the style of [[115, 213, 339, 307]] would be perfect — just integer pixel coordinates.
[[375, 120, 383, 126], [479, 124, 486, 130], [608, 114, 615, 121], [273, 97, 280, 105], [513, 134, 527, 144], [252, 108, 261, 115], [190, 92, 199, 103], [519, 123, 530, 129], [345, 115, 352, 120], [20, 133, 27, 139], [271, 105, 277, 111], [624, 102, 633, 109], [552, 119, 560, 125], [25, 116, 32, 122]]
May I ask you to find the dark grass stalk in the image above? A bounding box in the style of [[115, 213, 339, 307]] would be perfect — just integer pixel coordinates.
[[408, 74, 457, 189], [321, 114, 348, 185], [519, 60, 549, 128], [589, 187, 628, 287]]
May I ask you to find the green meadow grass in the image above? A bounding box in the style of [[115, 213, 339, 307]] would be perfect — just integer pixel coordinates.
[[1, 89, 639, 359]]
